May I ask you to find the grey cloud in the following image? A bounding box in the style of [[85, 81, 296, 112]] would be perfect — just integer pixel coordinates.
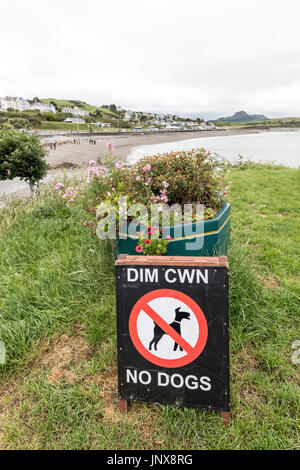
[[0, 0, 299, 118]]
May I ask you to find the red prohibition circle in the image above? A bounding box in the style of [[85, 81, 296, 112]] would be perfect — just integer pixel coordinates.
[[129, 289, 208, 368]]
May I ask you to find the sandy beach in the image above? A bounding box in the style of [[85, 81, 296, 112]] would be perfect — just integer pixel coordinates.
[[44, 129, 260, 170], [1, 127, 295, 205], [3, 129, 252, 205]]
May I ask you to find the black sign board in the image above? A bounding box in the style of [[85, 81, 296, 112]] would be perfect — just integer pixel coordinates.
[[115, 255, 230, 415]]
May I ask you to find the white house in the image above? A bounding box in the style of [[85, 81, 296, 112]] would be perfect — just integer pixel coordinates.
[[198, 122, 217, 130], [31, 101, 57, 113], [64, 117, 85, 124], [0, 96, 31, 111], [171, 121, 185, 129], [124, 110, 134, 121], [62, 106, 89, 117], [124, 110, 141, 121]]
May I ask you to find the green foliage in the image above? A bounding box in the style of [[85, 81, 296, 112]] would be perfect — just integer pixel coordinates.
[[0, 128, 47, 184], [43, 112, 67, 122], [132, 149, 226, 210], [137, 227, 169, 255]]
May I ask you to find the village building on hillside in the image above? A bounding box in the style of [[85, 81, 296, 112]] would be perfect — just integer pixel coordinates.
[[124, 110, 136, 121], [198, 122, 217, 130], [171, 121, 185, 129], [0, 96, 31, 112], [0, 97, 58, 113], [62, 106, 89, 117], [64, 117, 85, 124], [31, 101, 57, 113]]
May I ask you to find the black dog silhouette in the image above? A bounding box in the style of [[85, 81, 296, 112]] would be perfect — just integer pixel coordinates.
[[149, 307, 190, 352]]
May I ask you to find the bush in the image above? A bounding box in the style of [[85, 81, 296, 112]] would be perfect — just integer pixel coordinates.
[[0, 128, 47, 187], [130, 149, 226, 210]]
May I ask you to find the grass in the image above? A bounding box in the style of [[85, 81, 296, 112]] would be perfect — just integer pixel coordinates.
[[0, 164, 299, 450], [38, 121, 119, 132], [217, 117, 300, 128], [40, 98, 119, 117]]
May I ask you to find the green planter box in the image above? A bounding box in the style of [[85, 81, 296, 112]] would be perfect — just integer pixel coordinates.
[[117, 202, 230, 257]]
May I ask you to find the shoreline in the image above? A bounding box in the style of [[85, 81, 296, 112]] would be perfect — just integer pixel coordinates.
[[43, 127, 298, 170], [43, 128, 260, 169], [0, 127, 298, 205]]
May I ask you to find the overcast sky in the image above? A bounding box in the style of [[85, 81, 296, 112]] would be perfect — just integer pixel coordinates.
[[1, 0, 300, 119]]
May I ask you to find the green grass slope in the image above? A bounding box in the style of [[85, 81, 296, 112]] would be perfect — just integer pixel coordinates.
[[216, 117, 300, 128], [40, 98, 119, 117]]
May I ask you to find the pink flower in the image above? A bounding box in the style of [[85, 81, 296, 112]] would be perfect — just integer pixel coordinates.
[[83, 221, 87, 227], [136, 244, 143, 253], [55, 183, 64, 190], [89, 160, 96, 166], [143, 163, 151, 172], [145, 239, 151, 244], [106, 143, 115, 151], [165, 235, 172, 240], [148, 230, 154, 236], [115, 161, 122, 169]]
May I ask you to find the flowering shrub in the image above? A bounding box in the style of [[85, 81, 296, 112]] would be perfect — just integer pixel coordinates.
[[53, 145, 227, 255], [132, 149, 225, 213]]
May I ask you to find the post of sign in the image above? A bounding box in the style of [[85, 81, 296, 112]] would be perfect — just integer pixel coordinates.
[[115, 255, 230, 425]]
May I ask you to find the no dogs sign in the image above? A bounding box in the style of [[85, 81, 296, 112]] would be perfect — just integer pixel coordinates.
[[115, 255, 230, 413], [129, 289, 208, 368]]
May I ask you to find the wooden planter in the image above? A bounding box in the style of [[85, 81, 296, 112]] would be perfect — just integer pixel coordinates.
[[117, 202, 230, 257]]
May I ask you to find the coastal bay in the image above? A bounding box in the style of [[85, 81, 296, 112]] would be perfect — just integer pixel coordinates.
[[1, 128, 299, 204]]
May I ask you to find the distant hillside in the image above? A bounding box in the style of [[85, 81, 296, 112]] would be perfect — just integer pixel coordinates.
[[213, 110, 268, 123], [40, 98, 119, 117], [1, 96, 206, 131]]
